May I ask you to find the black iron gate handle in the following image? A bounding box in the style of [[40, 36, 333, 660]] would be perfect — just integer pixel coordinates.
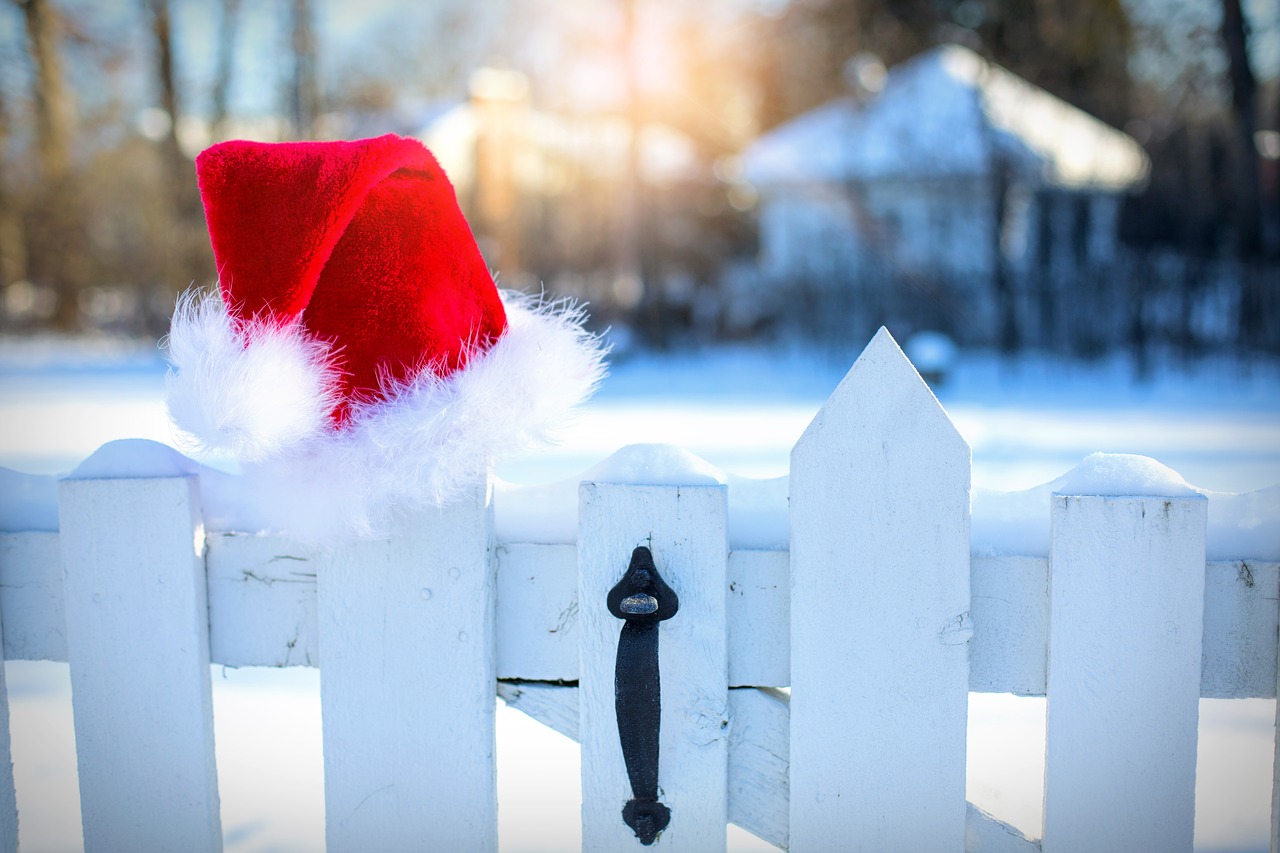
[[607, 545, 679, 845]]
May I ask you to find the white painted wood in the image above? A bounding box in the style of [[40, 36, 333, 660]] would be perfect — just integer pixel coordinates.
[[789, 327, 971, 851], [726, 687, 789, 849], [0, 607, 19, 853], [317, 487, 497, 853], [58, 476, 222, 853], [970, 556, 1048, 696], [497, 543, 579, 680], [494, 677, 1040, 853], [1042, 494, 1207, 853], [1273, 563, 1280, 853], [965, 803, 1040, 852], [579, 482, 729, 852], [0, 532, 64, 662], [3, 528, 1276, 702], [497, 681, 580, 741], [207, 532, 318, 667], [727, 551, 789, 688], [1202, 560, 1279, 699]]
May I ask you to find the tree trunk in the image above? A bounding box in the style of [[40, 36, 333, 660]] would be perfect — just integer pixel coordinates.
[[1221, 0, 1261, 256], [290, 0, 319, 139], [210, 0, 240, 139], [1221, 0, 1264, 350], [21, 0, 70, 181], [147, 0, 185, 190], [19, 0, 80, 329]]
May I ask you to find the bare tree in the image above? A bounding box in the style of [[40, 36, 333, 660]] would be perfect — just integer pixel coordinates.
[[210, 0, 240, 139], [1221, 0, 1261, 255], [1220, 0, 1266, 351], [289, 0, 320, 138], [14, 0, 83, 328], [145, 0, 183, 189], [17, 0, 70, 180]]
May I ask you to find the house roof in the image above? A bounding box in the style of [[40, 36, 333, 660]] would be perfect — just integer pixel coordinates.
[[741, 45, 1149, 192]]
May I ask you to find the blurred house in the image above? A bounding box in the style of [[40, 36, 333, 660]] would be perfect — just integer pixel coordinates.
[[737, 44, 1150, 346]]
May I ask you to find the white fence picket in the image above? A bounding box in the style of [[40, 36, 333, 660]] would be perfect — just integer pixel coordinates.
[[578, 482, 729, 852], [316, 488, 497, 852], [1042, 494, 1208, 853], [58, 475, 222, 853], [789, 327, 971, 851], [0, 607, 17, 853], [1273, 573, 1280, 853]]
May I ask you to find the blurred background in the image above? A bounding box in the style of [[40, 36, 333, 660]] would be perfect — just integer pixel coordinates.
[[0, 0, 1276, 363], [2, 4, 1280, 852]]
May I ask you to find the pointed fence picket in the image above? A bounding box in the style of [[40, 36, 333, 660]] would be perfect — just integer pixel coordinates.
[[790, 327, 971, 851], [0, 327, 1276, 852]]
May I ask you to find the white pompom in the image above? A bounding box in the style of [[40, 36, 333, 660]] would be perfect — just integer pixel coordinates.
[[164, 289, 340, 462]]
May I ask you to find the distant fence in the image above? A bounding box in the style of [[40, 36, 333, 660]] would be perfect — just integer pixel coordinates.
[[0, 329, 1275, 852]]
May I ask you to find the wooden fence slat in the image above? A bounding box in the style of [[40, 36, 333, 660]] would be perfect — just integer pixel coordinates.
[[965, 804, 1039, 852], [789, 327, 971, 851], [317, 488, 496, 853], [207, 532, 317, 668], [0, 532, 64, 662], [1273, 567, 1280, 853], [969, 556, 1048, 696], [58, 476, 222, 853], [0, 607, 18, 853], [726, 686, 789, 848], [727, 551, 789, 688], [579, 482, 729, 852], [496, 543, 579, 680], [1042, 495, 1207, 853]]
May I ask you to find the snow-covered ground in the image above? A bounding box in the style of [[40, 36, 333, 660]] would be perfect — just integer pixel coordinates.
[[1, 334, 1278, 852]]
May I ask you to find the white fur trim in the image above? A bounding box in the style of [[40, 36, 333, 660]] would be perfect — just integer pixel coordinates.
[[164, 289, 341, 462], [174, 290, 609, 542]]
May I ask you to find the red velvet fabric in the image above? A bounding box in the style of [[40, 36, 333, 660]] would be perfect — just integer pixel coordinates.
[[195, 134, 506, 422]]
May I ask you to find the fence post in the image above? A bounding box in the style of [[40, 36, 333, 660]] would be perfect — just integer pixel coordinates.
[[579, 481, 729, 852], [1042, 494, 1207, 853], [316, 486, 497, 852], [0, 607, 16, 853], [58, 475, 222, 853], [1270, 569, 1279, 853], [789, 328, 971, 851]]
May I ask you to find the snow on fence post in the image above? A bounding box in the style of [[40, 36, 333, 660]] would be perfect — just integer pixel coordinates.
[[578, 481, 730, 852], [1042, 494, 1207, 853], [58, 474, 222, 853], [789, 327, 971, 851], [0, 607, 17, 853], [316, 486, 497, 853]]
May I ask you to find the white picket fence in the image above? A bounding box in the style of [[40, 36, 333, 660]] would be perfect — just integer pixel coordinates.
[[0, 328, 1277, 852]]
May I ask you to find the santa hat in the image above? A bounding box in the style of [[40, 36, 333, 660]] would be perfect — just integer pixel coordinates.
[[164, 134, 606, 539]]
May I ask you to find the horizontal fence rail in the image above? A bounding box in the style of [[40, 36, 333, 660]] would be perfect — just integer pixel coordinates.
[[2, 538, 1274, 699], [0, 328, 1276, 853]]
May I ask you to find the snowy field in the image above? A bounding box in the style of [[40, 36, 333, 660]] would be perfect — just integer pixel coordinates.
[[1, 333, 1278, 852]]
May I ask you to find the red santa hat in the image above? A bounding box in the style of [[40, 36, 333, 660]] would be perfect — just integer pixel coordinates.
[[165, 134, 606, 539]]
